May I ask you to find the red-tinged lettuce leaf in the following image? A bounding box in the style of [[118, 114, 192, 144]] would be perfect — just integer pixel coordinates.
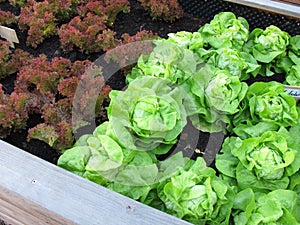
[[27, 123, 59, 147], [28, 121, 74, 152]]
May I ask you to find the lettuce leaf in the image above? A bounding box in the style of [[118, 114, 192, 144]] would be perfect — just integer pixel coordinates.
[[182, 67, 248, 132], [198, 12, 249, 50], [244, 25, 290, 64], [216, 127, 300, 191], [232, 81, 298, 138], [158, 157, 234, 224], [126, 41, 203, 84], [233, 188, 300, 225], [107, 76, 186, 154]]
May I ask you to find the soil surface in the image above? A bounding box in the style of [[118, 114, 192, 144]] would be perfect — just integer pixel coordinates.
[[0, 0, 297, 166], [0, 0, 208, 165]]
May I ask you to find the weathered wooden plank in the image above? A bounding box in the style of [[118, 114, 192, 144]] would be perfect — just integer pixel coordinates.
[[279, 0, 300, 5], [225, 0, 300, 18], [0, 140, 190, 225], [0, 186, 76, 225]]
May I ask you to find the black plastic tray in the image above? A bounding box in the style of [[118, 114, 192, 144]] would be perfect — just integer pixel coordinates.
[[179, 0, 300, 35]]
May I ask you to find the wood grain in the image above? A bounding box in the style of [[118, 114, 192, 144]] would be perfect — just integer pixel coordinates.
[[0, 186, 75, 225], [225, 0, 300, 18], [279, 0, 300, 5], [0, 140, 191, 225]]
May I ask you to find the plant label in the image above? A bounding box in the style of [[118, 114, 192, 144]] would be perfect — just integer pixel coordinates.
[[0, 26, 19, 48], [284, 85, 300, 101]]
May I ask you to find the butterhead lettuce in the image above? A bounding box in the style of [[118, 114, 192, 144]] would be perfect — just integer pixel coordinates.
[[182, 67, 248, 133], [107, 76, 186, 154], [158, 157, 234, 224], [232, 81, 298, 138], [289, 35, 300, 65], [286, 64, 300, 86], [166, 31, 204, 51], [232, 188, 300, 225], [198, 12, 249, 50], [216, 127, 300, 191], [204, 48, 261, 80], [126, 41, 203, 84], [244, 25, 290, 64]]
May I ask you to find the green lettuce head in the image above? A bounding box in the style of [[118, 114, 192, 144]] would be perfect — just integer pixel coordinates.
[[232, 81, 298, 138], [232, 188, 300, 225], [276, 35, 300, 77], [244, 25, 290, 64], [285, 64, 300, 86], [205, 69, 248, 114], [166, 31, 204, 51], [216, 127, 300, 191], [288, 35, 300, 65], [57, 130, 125, 186], [126, 41, 203, 84], [58, 121, 160, 188], [205, 48, 261, 80], [107, 76, 187, 154], [182, 67, 248, 132], [198, 12, 249, 50], [158, 157, 234, 224]]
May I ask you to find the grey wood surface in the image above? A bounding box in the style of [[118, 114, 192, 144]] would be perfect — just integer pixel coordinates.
[[225, 0, 300, 18], [0, 140, 191, 225]]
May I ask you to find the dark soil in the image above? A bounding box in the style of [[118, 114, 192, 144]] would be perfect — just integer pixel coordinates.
[[0, 0, 298, 167], [0, 0, 207, 165]]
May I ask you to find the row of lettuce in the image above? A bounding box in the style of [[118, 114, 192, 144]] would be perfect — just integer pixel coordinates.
[[57, 12, 300, 224]]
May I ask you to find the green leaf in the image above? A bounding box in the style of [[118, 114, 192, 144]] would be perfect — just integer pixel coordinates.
[[107, 76, 186, 154], [232, 81, 298, 132], [289, 35, 300, 57], [57, 146, 91, 176], [158, 157, 234, 224], [286, 64, 300, 86], [199, 12, 249, 50], [246, 25, 290, 64], [234, 188, 256, 221]]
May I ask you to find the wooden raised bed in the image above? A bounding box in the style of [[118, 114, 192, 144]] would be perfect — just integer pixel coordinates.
[[0, 140, 191, 225], [0, 0, 299, 224], [225, 0, 300, 18], [279, 0, 300, 6]]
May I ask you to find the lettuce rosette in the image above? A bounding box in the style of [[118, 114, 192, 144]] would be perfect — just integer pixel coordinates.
[[181, 67, 248, 132], [203, 48, 261, 80], [57, 121, 159, 186], [107, 76, 186, 154], [284, 35, 300, 85], [289, 35, 300, 65], [232, 188, 300, 225], [157, 157, 234, 224], [198, 12, 249, 50], [126, 41, 203, 84], [166, 30, 204, 51], [216, 127, 300, 191], [244, 25, 290, 64], [243, 25, 290, 76], [276, 35, 300, 75], [285, 64, 300, 86], [231, 81, 298, 139]]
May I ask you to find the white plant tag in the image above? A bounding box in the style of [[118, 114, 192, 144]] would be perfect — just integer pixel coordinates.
[[0, 26, 19, 48], [284, 85, 300, 101]]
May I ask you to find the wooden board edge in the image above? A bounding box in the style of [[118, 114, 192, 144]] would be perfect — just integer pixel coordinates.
[[225, 0, 300, 18], [0, 140, 191, 225], [276, 0, 300, 6], [0, 185, 76, 225]]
